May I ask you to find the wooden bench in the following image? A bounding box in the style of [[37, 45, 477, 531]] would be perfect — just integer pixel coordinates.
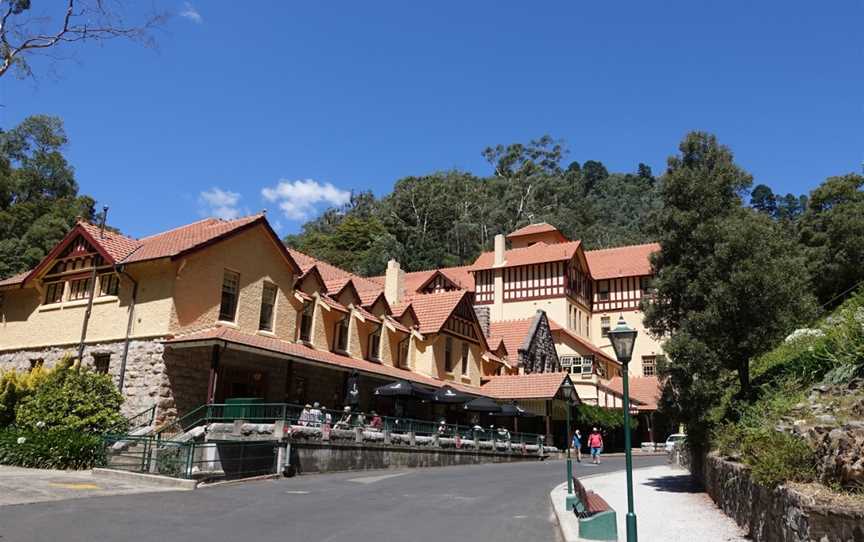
[[571, 477, 618, 541]]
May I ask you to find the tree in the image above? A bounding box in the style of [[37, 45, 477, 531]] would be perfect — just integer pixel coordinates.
[[799, 174, 864, 306], [645, 132, 813, 442], [750, 184, 777, 216], [0, 0, 165, 79], [0, 115, 95, 279]]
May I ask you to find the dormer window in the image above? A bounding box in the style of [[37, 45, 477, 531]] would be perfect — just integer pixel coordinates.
[[444, 336, 454, 372], [333, 317, 349, 353], [44, 282, 64, 304], [460, 343, 469, 376], [298, 302, 313, 342], [368, 326, 382, 361]]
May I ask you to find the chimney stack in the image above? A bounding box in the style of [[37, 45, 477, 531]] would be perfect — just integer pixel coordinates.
[[384, 259, 405, 305], [493, 234, 506, 266]]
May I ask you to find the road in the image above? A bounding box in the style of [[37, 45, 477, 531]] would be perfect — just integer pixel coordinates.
[[0, 455, 666, 542]]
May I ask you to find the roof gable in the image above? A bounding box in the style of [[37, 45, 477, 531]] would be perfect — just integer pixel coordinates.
[[471, 240, 582, 271]]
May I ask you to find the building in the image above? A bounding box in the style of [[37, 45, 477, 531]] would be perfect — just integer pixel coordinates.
[[0, 215, 662, 445]]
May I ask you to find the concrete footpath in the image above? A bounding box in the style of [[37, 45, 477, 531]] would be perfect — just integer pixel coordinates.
[[552, 464, 748, 541], [0, 466, 186, 506]]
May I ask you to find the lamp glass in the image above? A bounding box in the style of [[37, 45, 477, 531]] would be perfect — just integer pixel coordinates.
[[608, 315, 638, 363]]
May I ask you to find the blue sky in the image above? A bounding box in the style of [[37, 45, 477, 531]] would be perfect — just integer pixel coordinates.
[[4, 1, 862, 238]]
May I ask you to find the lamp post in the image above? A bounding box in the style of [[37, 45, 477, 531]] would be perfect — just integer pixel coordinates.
[[560, 377, 577, 511], [607, 315, 639, 542]]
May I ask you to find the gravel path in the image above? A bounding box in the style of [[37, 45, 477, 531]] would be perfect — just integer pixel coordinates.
[[581, 464, 749, 541]]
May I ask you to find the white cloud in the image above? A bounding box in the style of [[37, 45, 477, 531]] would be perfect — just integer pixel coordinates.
[[261, 179, 351, 221], [199, 187, 241, 219], [179, 2, 202, 23]]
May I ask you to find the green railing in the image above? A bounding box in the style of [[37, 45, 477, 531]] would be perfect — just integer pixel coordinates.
[[125, 405, 157, 432]]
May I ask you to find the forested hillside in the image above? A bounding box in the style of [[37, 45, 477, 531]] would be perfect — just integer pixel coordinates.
[[284, 135, 821, 278]]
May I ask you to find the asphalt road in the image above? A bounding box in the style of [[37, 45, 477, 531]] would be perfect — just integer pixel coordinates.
[[0, 455, 666, 542]]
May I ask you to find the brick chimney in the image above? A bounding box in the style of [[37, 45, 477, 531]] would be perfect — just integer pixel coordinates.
[[474, 306, 491, 338], [494, 234, 506, 266], [384, 259, 405, 305]]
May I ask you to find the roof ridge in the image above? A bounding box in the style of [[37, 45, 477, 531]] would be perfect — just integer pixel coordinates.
[[138, 217, 219, 241]]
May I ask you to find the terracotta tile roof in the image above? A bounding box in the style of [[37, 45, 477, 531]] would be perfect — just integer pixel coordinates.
[[547, 320, 618, 365], [601, 376, 661, 410], [287, 248, 383, 295], [471, 240, 582, 270], [163, 327, 480, 395], [369, 264, 476, 294], [0, 270, 29, 288], [77, 221, 142, 262], [438, 266, 475, 291], [383, 316, 410, 334], [481, 372, 572, 400], [407, 290, 468, 335], [585, 242, 660, 280], [489, 319, 535, 360], [319, 295, 349, 313], [125, 215, 265, 263], [507, 223, 560, 238], [352, 304, 381, 324]]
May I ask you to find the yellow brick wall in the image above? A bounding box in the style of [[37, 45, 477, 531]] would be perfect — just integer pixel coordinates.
[[169, 225, 298, 340]]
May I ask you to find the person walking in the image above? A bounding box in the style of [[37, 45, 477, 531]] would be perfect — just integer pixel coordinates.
[[572, 429, 583, 463], [588, 427, 604, 464]]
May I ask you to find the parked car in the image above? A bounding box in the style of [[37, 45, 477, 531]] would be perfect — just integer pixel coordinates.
[[664, 433, 686, 453]]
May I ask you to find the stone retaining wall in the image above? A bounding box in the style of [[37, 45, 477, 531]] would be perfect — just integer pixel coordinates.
[[703, 453, 864, 542], [0, 340, 168, 418]]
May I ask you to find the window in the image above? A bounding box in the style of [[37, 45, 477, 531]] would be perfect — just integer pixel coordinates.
[[444, 336, 454, 372], [298, 302, 314, 342], [258, 282, 277, 331], [460, 343, 469, 376], [601, 316, 611, 337], [93, 353, 111, 374], [44, 281, 64, 304], [581, 355, 594, 378], [29, 358, 44, 372], [398, 337, 410, 368], [642, 355, 656, 377], [219, 270, 240, 322], [98, 274, 119, 297], [640, 276, 651, 292], [598, 281, 609, 301], [368, 326, 382, 361], [68, 277, 92, 301], [333, 317, 349, 352], [585, 315, 590, 338]]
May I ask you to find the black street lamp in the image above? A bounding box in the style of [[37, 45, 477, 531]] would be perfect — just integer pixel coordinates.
[[607, 315, 639, 542], [560, 377, 576, 511]]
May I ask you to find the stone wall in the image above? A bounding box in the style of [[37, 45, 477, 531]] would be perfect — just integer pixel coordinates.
[[703, 453, 864, 542], [521, 311, 560, 374], [291, 441, 538, 474], [0, 339, 168, 419]]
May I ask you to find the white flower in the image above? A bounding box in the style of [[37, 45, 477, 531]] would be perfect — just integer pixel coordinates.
[[35, 421, 46, 429], [784, 328, 825, 343], [16, 437, 26, 445]]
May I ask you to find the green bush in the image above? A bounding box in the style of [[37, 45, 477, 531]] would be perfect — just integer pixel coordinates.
[[0, 365, 52, 427], [0, 428, 106, 470], [15, 362, 127, 434], [576, 404, 638, 430]]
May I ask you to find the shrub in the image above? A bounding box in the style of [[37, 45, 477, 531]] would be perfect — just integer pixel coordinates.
[[0, 428, 106, 470], [15, 362, 127, 434], [0, 365, 52, 427], [576, 404, 638, 430]]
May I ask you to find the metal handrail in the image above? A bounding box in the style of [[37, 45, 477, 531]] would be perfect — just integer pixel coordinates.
[[125, 404, 157, 431]]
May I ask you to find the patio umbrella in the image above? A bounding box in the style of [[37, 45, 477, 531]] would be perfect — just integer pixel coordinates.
[[373, 379, 434, 401], [463, 396, 502, 413], [433, 385, 474, 404], [490, 403, 534, 418]]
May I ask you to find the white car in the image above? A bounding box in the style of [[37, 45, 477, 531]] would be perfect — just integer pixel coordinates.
[[664, 433, 686, 453]]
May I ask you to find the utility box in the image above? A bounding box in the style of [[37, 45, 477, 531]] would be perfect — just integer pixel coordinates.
[[223, 397, 264, 420]]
